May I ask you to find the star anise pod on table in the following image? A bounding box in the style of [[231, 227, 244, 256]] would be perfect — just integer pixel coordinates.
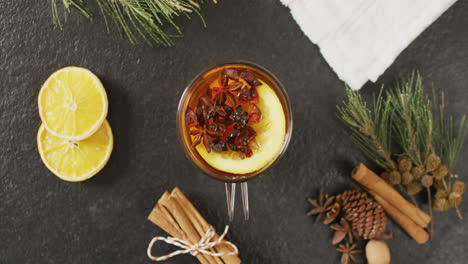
[[337, 241, 361, 264], [307, 188, 335, 223], [331, 218, 355, 245], [323, 202, 340, 225]]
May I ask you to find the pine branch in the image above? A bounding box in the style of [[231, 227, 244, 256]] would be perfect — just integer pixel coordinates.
[[388, 72, 433, 166], [51, 0, 215, 47], [337, 86, 395, 171], [435, 92, 468, 172]]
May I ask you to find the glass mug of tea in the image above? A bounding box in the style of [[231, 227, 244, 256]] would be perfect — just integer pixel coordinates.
[[177, 61, 293, 220]]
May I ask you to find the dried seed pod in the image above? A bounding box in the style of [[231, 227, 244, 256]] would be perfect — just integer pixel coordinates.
[[398, 158, 412, 173], [388, 171, 401, 185], [449, 192, 462, 207], [434, 189, 448, 200], [411, 167, 424, 180], [401, 172, 414, 185], [433, 198, 450, 211], [433, 165, 448, 180], [381, 172, 390, 182], [421, 175, 434, 188], [388, 160, 398, 171], [433, 178, 445, 190], [425, 153, 441, 171], [406, 181, 424, 195], [453, 181, 466, 195]]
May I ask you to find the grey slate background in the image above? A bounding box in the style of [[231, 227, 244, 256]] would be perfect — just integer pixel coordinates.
[[1, 0, 468, 263]]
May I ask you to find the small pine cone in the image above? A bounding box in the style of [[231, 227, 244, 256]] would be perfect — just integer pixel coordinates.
[[425, 153, 441, 172], [433, 198, 450, 211], [449, 193, 462, 207], [388, 171, 401, 185], [406, 180, 424, 195], [337, 189, 387, 240], [434, 189, 448, 199], [453, 181, 466, 195], [433, 165, 448, 180], [411, 167, 424, 180], [398, 158, 412, 173], [401, 172, 414, 185], [421, 175, 434, 188]]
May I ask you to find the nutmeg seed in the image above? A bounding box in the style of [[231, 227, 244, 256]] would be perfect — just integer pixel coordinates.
[[366, 239, 391, 264]]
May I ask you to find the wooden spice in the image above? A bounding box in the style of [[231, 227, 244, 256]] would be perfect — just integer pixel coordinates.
[[147, 187, 241, 264], [352, 163, 431, 228], [370, 191, 429, 244]]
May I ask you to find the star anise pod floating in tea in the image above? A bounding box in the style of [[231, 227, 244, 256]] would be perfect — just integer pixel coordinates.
[[211, 86, 237, 105], [225, 105, 249, 130], [190, 126, 218, 153], [186, 109, 198, 128], [337, 241, 361, 264], [307, 188, 335, 223], [331, 218, 355, 245]]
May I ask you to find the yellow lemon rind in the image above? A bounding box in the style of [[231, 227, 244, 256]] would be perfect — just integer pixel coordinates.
[[37, 120, 113, 182], [38, 66, 108, 141]]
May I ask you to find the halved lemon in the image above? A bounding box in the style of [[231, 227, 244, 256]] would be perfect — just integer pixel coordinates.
[[196, 82, 286, 174], [37, 120, 113, 182], [38, 66, 108, 140]]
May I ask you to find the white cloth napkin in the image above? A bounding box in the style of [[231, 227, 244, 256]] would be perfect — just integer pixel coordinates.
[[281, 0, 458, 90]]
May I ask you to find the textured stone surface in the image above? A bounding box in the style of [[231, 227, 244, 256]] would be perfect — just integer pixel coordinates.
[[1, 1, 468, 263]]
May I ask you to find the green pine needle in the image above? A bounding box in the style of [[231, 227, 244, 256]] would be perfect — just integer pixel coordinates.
[[51, 0, 215, 47], [435, 92, 468, 172], [387, 72, 433, 166], [337, 86, 395, 171]]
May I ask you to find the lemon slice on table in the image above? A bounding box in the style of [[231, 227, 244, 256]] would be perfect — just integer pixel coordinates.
[[196, 82, 286, 174], [37, 120, 113, 182], [38, 66, 108, 140]]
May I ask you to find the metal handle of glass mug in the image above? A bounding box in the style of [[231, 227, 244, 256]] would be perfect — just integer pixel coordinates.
[[225, 182, 249, 221]]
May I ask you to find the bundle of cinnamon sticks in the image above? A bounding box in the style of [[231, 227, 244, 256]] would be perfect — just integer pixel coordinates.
[[147, 187, 241, 264], [352, 163, 431, 244]]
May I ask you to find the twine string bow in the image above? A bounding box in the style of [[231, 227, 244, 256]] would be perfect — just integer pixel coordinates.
[[147, 225, 238, 261]]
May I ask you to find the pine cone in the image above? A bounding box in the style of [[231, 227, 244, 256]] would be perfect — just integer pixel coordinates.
[[336, 190, 388, 240]]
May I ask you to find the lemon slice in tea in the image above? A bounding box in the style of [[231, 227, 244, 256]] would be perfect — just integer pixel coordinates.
[[196, 82, 286, 174], [38, 66, 108, 140], [37, 120, 113, 182]]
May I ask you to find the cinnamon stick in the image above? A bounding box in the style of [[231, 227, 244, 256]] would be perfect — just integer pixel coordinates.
[[168, 190, 225, 264], [370, 191, 429, 244], [147, 192, 184, 238], [160, 195, 219, 264], [352, 163, 431, 228], [149, 192, 212, 264], [172, 187, 241, 264]]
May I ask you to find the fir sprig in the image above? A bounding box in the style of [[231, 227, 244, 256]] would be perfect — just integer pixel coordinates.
[[337, 86, 395, 171], [388, 72, 433, 166], [436, 93, 468, 172], [51, 0, 216, 47]]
